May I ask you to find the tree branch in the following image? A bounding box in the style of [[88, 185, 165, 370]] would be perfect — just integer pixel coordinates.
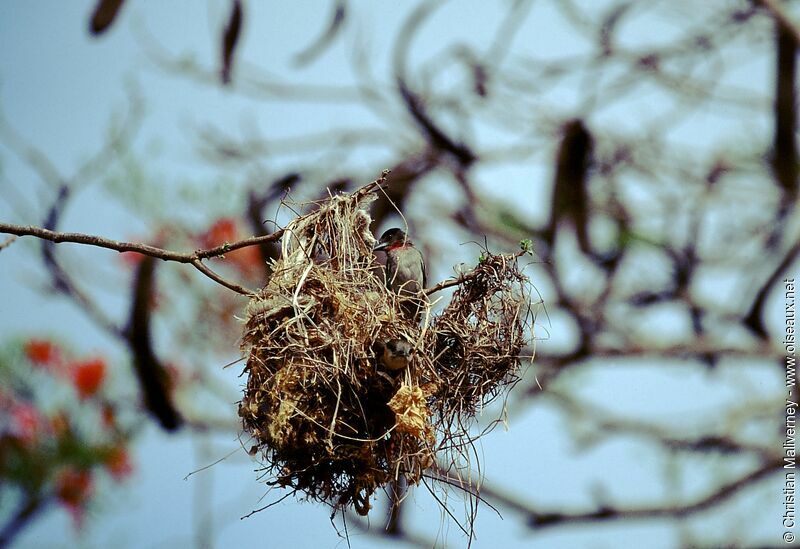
[[760, 0, 800, 45], [0, 236, 16, 251], [190, 258, 254, 295], [0, 222, 283, 262], [424, 250, 526, 295], [476, 460, 782, 531], [0, 222, 285, 295], [40, 186, 124, 336], [0, 497, 47, 549]]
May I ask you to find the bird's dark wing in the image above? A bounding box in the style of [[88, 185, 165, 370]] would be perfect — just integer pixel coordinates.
[[385, 255, 396, 291], [420, 248, 427, 289]]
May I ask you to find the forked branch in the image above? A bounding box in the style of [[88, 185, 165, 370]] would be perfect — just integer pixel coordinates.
[[0, 221, 283, 295]]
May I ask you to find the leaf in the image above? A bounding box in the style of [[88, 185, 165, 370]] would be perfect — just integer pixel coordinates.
[[550, 119, 593, 254], [221, 0, 243, 85], [126, 257, 183, 431], [89, 0, 126, 36]]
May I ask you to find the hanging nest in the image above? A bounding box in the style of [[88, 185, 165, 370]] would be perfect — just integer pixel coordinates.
[[239, 176, 534, 517]]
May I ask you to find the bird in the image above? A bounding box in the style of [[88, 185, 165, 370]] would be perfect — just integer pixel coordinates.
[[378, 338, 413, 371], [373, 228, 427, 320]]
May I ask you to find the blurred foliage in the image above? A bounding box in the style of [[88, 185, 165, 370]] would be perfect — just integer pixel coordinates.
[[0, 339, 133, 536]]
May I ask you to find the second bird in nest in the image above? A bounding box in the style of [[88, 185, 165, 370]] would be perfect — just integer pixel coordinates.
[[373, 228, 427, 321]]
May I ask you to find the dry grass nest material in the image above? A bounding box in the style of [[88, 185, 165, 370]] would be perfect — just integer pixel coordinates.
[[239, 180, 534, 516]]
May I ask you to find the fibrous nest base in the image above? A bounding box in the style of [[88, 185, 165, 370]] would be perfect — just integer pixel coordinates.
[[239, 179, 533, 516]]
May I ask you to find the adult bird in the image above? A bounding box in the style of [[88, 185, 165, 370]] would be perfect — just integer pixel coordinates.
[[373, 228, 427, 320]]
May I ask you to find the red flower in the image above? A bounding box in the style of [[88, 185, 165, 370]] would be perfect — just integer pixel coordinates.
[[229, 246, 263, 277], [201, 218, 238, 249], [200, 218, 263, 277], [56, 468, 93, 526], [104, 446, 133, 481], [118, 230, 170, 268], [24, 339, 60, 368], [163, 361, 192, 394], [71, 359, 107, 399], [10, 402, 44, 444], [119, 251, 146, 267]]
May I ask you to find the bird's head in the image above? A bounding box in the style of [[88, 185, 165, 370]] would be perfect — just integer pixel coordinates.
[[373, 228, 410, 252]]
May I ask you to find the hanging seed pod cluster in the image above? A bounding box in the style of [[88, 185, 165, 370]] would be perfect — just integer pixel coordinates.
[[239, 177, 534, 516]]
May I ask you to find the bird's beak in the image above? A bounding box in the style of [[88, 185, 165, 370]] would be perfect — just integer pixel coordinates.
[[373, 241, 387, 251]]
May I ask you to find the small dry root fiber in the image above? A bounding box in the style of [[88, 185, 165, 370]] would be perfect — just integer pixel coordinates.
[[239, 177, 533, 518]]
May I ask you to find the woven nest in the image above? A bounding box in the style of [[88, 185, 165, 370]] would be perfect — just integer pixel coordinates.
[[239, 179, 533, 517]]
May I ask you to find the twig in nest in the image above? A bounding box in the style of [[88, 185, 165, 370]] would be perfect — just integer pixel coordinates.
[[425, 249, 527, 296]]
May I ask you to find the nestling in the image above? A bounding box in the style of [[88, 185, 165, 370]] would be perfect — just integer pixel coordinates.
[[378, 338, 413, 371]]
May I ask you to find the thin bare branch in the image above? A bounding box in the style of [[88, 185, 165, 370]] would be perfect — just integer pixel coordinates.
[[0, 223, 282, 262], [39, 186, 124, 335], [478, 460, 782, 530], [0, 236, 15, 251], [190, 258, 254, 295], [0, 497, 48, 549], [425, 250, 526, 295], [0, 222, 284, 295]]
